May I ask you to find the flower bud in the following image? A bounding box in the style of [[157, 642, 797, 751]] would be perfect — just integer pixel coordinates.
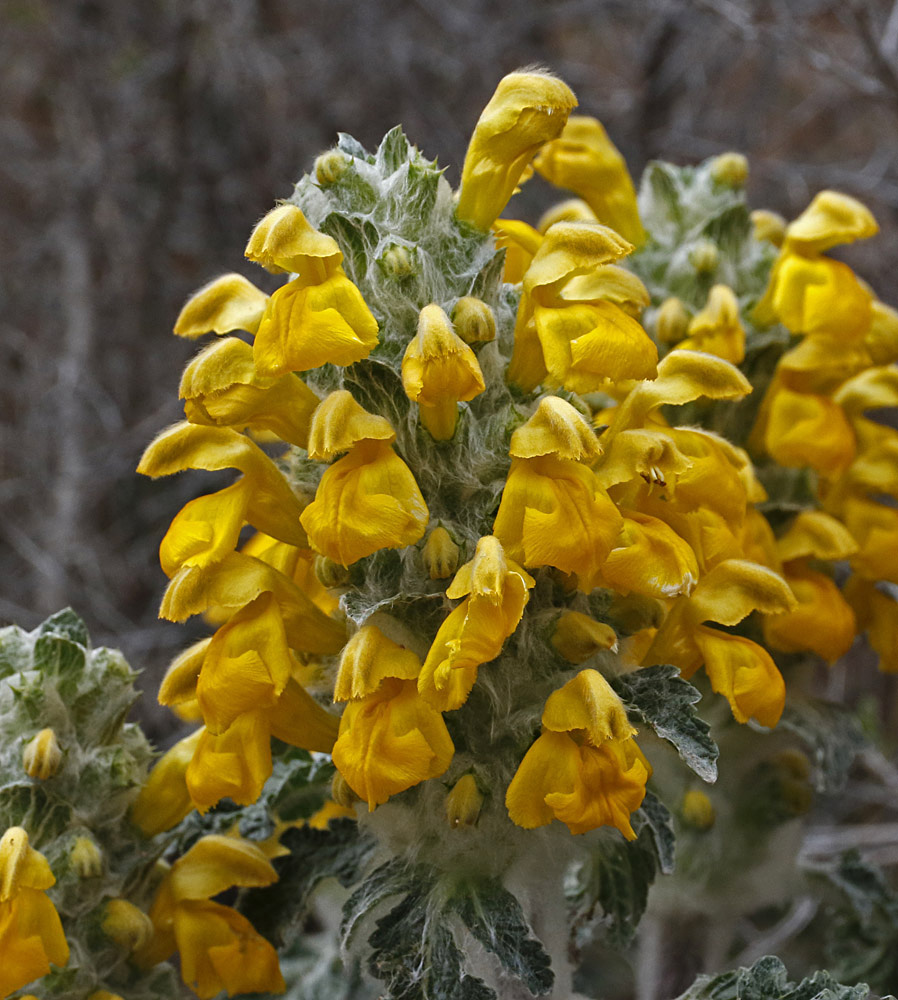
[[445, 774, 484, 829], [23, 728, 62, 780], [379, 244, 416, 278], [102, 898, 154, 953], [451, 297, 496, 344], [314, 149, 350, 186], [551, 611, 617, 663], [709, 151, 748, 188], [750, 208, 786, 247], [402, 304, 486, 440], [422, 526, 461, 580], [331, 771, 360, 808], [654, 297, 690, 344], [681, 789, 715, 830], [314, 555, 351, 588], [689, 239, 718, 274], [70, 836, 103, 878]]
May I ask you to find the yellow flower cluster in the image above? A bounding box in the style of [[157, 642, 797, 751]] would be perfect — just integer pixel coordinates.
[[133, 69, 898, 994], [749, 192, 898, 671]]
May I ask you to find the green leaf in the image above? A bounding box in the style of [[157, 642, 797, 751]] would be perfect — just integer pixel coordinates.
[[448, 878, 554, 996], [241, 818, 376, 947], [39, 608, 90, 647], [377, 126, 412, 174], [568, 793, 675, 949], [367, 883, 495, 1000], [341, 858, 418, 949], [778, 698, 866, 792], [32, 634, 87, 691], [337, 132, 372, 162], [468, 249, 506, 301], [611, 664, 718, 782], [0, 625, 32, 678], [808, 851, 898, 991], [675, 954, 886, 1000], [319, 211, 376, 286]]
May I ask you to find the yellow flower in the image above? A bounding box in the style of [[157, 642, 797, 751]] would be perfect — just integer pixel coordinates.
[[0, 827, 69, 998], [138, 423, 309, 576], [418, 536, 535, 711], [253, 271, 379, 377], [401, 304, 486, 439], [493, 455, 622, 589], [173, 273, 269, 339], [136, 835, 285, 999], [541, 669, 635, 746], [245, 204, 343, 277], [763, 565, 856, 662], [537, 197, 599, 231], [644, 560, 796, 726], [600, 509, 699, 599], [300, 439, 429, 566], [456, 70, 577, 231], [332, 678, 454, 809], [782, 189, 878, 254], [422, 525, 461, 580], [677, 285, 745, 364], [131, 729, 202, 835], [838, 496, 898, 585], [763, 387, 855, 478], [179, 337, 320, 447], [333, 624, 422, 702], [509, 395, 602, 463], [492, 218, 543, 284], [505, 730, 648, 838], [751, 209, 786, 246], [159, 552, 347, 655], [533, 115, 645, 245]]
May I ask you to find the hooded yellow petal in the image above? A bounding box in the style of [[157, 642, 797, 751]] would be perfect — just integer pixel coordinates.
[[523, 222, 633, 301], [509, 395, 602, 462], [533, 116, 645, 245], [245, 204, 342, 278], [776, 510, 858, 563], [840, 497, 898, 585], [180, 336, 319, 448], [764, 388, 855, 477], [601, 509, 699, 599], [689, 559, 797, 627], [306, 389, 395, 461], [494, 456, 623, 588], [446, 534, 535, 601], [776, 333, 872, 395], [763, 567, 856, 662], [558, 265, 650, 314], [784, 190, 878, 254], [537, 197, 599, 232], [332, 678, 454, 809], [300, 440, 429, 566], [253, 271, 379, 377], [593, 427, 693, 492], [833, 365, 898, 417], [334, 624, 422, 701], [130, 729, 202, 836], [693, 626, 785, 727], [541, 669, 635, 745], [456, 71, 578, 231], [417, 609, 480, 712], [173, 274, 269, 339]]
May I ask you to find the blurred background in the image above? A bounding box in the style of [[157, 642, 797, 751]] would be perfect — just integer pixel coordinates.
[[3, 0, 898, 739]]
